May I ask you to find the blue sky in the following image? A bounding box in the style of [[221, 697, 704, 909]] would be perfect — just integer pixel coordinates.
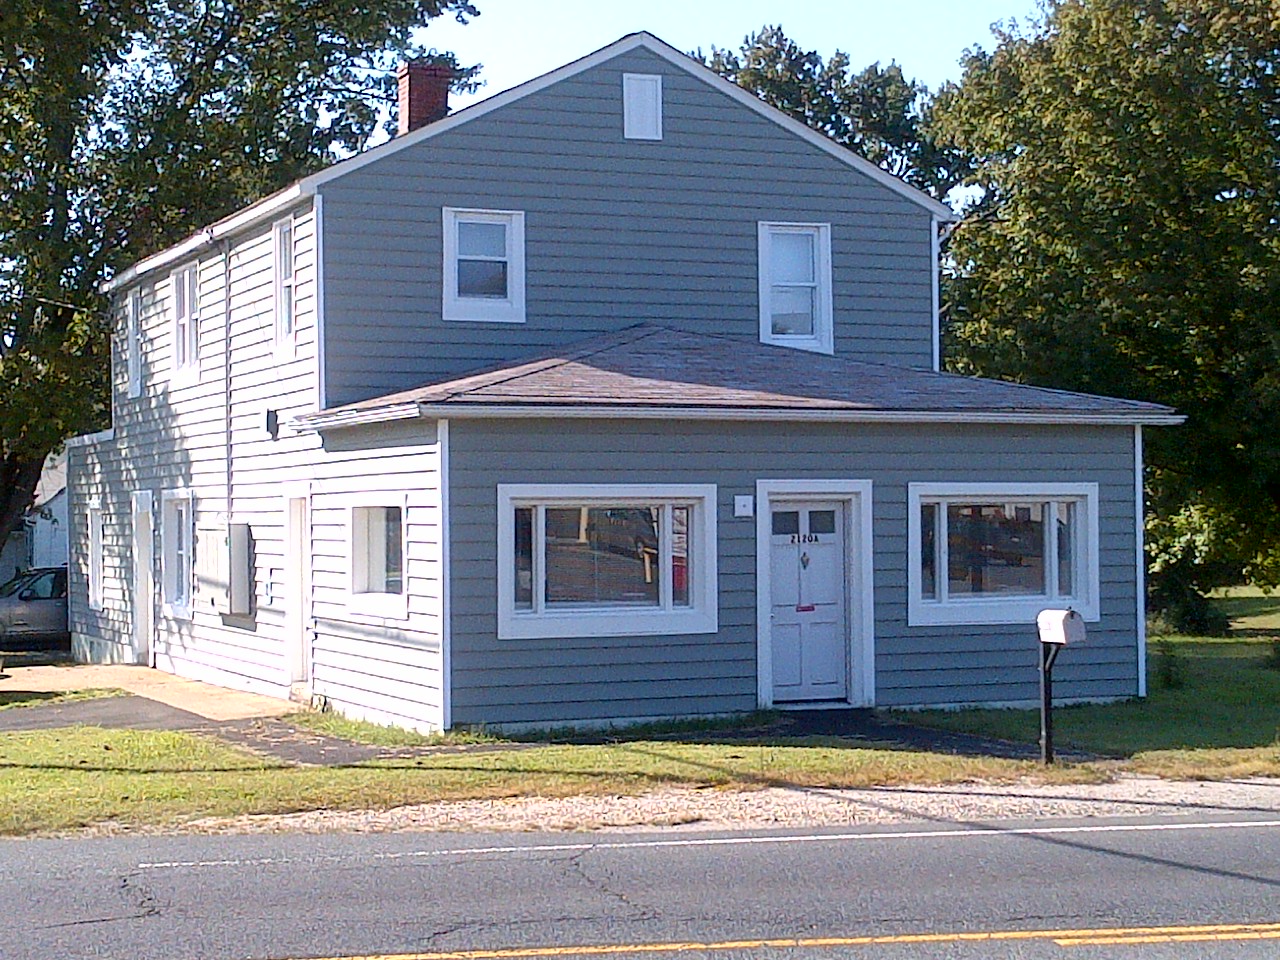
[[420, 0, 1044, 107]]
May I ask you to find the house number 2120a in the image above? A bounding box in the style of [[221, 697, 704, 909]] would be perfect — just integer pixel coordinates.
[[790, 534, 820, 544]]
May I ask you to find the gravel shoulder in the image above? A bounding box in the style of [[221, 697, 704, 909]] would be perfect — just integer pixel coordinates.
[[162, 776, 1280, 837]]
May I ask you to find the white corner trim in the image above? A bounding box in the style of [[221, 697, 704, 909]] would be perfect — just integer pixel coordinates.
[[438, 419, 452, 730], [930, 216, 941, 372], [496, 483, 718, 640], [906, 482, 1101, 626], [1135, 425, 1146, 698], [754, 479, 876, 709], [314, 193, 327, 411]]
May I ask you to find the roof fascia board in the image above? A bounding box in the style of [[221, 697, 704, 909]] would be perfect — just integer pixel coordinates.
[[101, 184, 308, 294], [295, 403, 1182, 432]]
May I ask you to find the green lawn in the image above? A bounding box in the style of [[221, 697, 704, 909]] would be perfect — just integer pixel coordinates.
[[0, 726, 1103, 835], [905, 591, 1280, 763]]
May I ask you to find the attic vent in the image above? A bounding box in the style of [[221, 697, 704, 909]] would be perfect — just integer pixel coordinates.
[[622, 73, 662, 140]]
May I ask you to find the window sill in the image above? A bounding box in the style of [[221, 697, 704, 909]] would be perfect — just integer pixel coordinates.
[[498, 606, 717, 641], [162, 603, 193, 621], [761, 335, 833, 356], [442, 309, 526, 324], [908, 596, 1099, 627]]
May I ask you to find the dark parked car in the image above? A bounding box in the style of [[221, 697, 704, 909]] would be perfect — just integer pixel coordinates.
[[0, 566, 69, 648]]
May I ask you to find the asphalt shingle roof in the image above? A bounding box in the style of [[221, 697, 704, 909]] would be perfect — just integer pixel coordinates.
[[299, 325, 1178, 426]]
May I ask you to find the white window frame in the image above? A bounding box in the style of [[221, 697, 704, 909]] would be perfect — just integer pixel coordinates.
[[907, 482, 1100, 626], [622, 73, 663, 140], [758, 222, 834, 355], [88, 498, 104, 611], [442, 207, 526, 324], [273, 217, 298, 357], [161, 490, 195, 620], [497, 483, 718, 640], [125, 289, 142, 398], [348, 492, 409, 620], [169, 263, 200, 380]]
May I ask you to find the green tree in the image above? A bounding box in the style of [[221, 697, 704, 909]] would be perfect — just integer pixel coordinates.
[[0, 0, 478, 546], [933, 0, 1280, 623], [701, 25, 972, 200]]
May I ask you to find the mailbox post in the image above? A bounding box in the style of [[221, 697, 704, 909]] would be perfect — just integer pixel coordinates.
[[1036, 608, 1086, 765]]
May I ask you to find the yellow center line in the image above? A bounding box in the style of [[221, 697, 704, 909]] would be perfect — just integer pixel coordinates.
[[286, 921, 1280, 960]]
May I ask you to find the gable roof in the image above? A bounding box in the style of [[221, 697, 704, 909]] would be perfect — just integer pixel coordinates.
[[294, 325, 1182, 431], [103, 31, 954, 293]]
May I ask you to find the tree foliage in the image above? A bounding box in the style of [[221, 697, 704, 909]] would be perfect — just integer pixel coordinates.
[[0, 0, 478, 541], [932, 0, 1280, 604], [702, 26, 972, 200]]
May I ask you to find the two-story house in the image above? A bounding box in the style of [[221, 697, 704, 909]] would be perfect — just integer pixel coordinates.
[[67, 32, 1179, 731]]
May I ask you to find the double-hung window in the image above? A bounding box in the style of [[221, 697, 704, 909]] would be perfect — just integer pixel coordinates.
[[758, 222, 833, 354], [161, 491, 195, 619], [908, 483, 1099, 625], [274, 218, 297, 355], [497, 484, 718, 640], [349, 497, 408, 619], [126, 289, 142, 398], [442, 207, 526, 323], [170, 264, 200, 378]]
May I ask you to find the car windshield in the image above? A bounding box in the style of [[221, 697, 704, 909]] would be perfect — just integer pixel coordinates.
[[0, 571, 35, 598]]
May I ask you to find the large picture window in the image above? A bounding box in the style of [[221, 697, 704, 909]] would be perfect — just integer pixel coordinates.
[[908, 483, 1099, 625], [497, 484, 718, 639], [443, 207, 526, 323]]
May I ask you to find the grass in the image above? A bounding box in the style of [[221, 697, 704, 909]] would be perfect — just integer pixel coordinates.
[[0, 688, 123, 711], [904, 590, 1280, 771], [0, 726, 1103, 835]]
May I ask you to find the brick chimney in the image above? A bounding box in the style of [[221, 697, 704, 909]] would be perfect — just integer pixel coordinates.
[[397, 61, 453, 136]]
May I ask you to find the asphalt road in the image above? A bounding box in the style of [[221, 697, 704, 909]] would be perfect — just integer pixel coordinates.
[[3, 812, 1280, 960]]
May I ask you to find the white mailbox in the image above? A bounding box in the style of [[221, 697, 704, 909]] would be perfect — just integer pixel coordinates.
[[1037, 608, 1086, 645]]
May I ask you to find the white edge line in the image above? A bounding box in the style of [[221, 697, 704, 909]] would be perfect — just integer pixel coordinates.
[[136, 818, 1280, 870]]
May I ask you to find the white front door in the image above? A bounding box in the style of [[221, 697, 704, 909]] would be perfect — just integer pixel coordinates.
[[131, 491, 154, 666], [770, 501, 848, 701]]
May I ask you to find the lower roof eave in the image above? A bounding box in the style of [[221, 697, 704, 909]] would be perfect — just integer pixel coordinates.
[[296, 402, 1183, 431]]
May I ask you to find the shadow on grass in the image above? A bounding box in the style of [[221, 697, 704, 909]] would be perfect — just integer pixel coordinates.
[[0, 691, 70, 709]]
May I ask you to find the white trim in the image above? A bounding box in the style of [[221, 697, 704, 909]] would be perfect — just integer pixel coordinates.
[[130, 490, 155, 666], [87, 497, 104, 611], [273, 216, 298, 359], [622, 73, 662, 140], [907, 482, 1101, 626], [314, 193, 327, 410], [65, 428, 115, 448], [757, 222, 834, 355], [126, 289, 142, 398], [296, 404, 1184, 432], [347, 492, 409, 621], [930, 217, 941, 372], [100, 32, 954, 295], [754, 479, 875, 709], [496, 483, 718, 640], [1135, 425, 1146, 697], [160, 489, 195, 620], [442, 208, 526, 323], [439, 420, 452, 730]]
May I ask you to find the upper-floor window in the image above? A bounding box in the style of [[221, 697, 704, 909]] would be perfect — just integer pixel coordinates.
[[126, 289, 142, 398], [170, 263, 200, 378], [757, 222, 833, 354], [274, 218, 297, 356], [622, 73, 663, 140], [907, 483, 1100, 626], [442, 207, 526, 324]]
